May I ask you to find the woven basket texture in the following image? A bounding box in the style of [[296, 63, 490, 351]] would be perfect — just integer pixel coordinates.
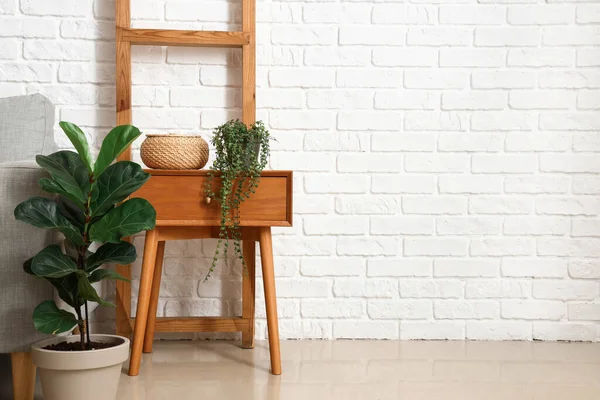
[[141, 134, 209, 170]]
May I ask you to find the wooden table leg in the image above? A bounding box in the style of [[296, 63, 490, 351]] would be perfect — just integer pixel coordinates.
[[11, 352, 35, 400], [116, 239, 132, 337], [129, 228, 159, 376], [258, 227, 281, 375], [143, 240, 165, 353], [241, 239, 256, 349]]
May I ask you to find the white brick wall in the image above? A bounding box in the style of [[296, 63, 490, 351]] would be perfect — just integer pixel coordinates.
[[2, 0, 600, 341]]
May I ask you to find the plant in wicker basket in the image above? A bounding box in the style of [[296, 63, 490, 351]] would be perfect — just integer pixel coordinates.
[[203, 119, 271, 279]]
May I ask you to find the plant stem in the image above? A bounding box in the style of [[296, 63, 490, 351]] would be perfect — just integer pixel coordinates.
[[84, 301, 91, 349], [73, 303, 85, 350]]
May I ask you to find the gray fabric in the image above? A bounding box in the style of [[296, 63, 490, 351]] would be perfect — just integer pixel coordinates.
[[0, 94, 55, 163], [0, 162, 54, 353]]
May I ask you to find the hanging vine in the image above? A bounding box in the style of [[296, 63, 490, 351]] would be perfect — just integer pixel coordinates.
[[204, 119, 271, 280]]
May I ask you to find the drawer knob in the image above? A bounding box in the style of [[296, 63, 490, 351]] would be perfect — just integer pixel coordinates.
[[205, 197, 212, 204]]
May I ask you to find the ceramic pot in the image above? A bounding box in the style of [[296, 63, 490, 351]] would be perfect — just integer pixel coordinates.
[[31, 334, 129, 400]]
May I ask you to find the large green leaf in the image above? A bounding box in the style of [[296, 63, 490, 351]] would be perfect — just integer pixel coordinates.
[[33, 300, 78, 334], [89, 269, 130, 283], [36, 151, 91, 207], [77, 275, 114, 307], [31, 245, 78, 278], [47, 274, 79, 308], [59, 122, 94, 174], [14, 197, 84, 246], [94, 125, 141, 178], [86, 241, 137, 272], [92, 161, 150, 217], [57, 197, 85, 232], [89, 198, 156, 243]]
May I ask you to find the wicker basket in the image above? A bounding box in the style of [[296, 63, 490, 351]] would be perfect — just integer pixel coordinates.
[[140, 134, 209, 170]]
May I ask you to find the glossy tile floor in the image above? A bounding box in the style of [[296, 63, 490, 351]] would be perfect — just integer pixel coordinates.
[[114, 340, 600, 400]]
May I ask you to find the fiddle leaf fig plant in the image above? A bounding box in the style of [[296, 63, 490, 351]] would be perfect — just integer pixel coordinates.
[[15, 122, 156, 350], [204, 119, 271, 280]]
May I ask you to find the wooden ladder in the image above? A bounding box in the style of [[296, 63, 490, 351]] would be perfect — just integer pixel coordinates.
[[113, 0, 256, 345]]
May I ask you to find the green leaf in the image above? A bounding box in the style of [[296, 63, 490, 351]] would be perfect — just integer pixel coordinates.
[[31, 245, 78, 278], [94, 125, 141, 178], [89, 198, 156, 243], [77, 275, 114, 307], [92, 161, 150, 217], [86, 241, 137, 272], [33, 300, 78, 335], [58, 122, 94, 174], [47, 275, 79, 308], [57, 197, 85, 232], [36, 151, 91, 207], [89, 269, 130, 283], [14, 197, 84, 246]]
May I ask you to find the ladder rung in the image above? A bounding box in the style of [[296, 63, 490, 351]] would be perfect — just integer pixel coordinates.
[[152, 317, 250, 332], [120, 28, 250, 48]]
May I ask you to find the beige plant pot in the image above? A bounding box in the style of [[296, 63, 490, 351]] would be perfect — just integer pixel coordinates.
[[31, 335, 129, 400]]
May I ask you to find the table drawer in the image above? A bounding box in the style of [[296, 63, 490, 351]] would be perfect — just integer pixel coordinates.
[[131, 170, 293, 227]]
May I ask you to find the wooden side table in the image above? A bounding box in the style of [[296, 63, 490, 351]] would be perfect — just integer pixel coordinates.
[[120, 170, 293, 376]]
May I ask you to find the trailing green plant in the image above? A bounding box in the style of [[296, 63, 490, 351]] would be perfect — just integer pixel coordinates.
[[203, 119, 271, 279], [14, 122, 156, 350]]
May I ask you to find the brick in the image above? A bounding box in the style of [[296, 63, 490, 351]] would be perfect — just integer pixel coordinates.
[[569, 260, 600, 279], [400, 280, 463, 299], [0, 38, 18, 59], [442, 91, 506, 110], [280, 321, 331, 340], [336, 196, 400, 215], [405, 69, 469, 89], [60, 20, 113, 40], [337, 68, 403, 88], [507, 49, 573, 67], [167, 47, 233, 65], [508, 5, 573, 25], [405, 112, 467, 131], [471, 111, 536, 131], [305, 174, 368, 194], [269, 68, 333, 88], [437, 217, 502, 235], [0, 0, 15, 14], [466, 280, 530, 299], [577, 4, 600, 23], [466, 321, 532, 341], [132, 64, 197, 85], [304, 47, 370, 66], [21, 0, 87, 16], [333, 278, 398, 298], [24, 40, 93, 61], [303, 4, 370, 23], [271, 26, 335, 45], [338, 153, 403, 173], [440, 48, 505, 67], [536, 197, 600, 216], [572, 220, 600, 237], [573, 177, 600, 194], [368, 259, 432, 277], [277, 279, 331, 298], [405, 154, 470, 173], [369, 300, 432, 320], [0, 83, 24, 96], [540, 71, 600, 89], [401, 321, 465, 340], [569, 303, 600, 321], [403, 196, 467, 215], [438, 133, 504, 152], [469, 196, 533, 215], [200, 66, 241, 87], [294, 195, 332, 214], [371, 216, 434, 235], [504, 217, 570, 235], [435, 300, 499, 320], [271, 110, 334, 130], [271, 152, 333, 172], [475, 27, 539, 46], [372, 4, 436, 24], [164, 299, 225, 317], [300, 258, 364, 277], [472, 154, 537, 173], [337, 237, 398, 256], [509, 90, 574, 110], [334, 321, 399, 340], [171, 88, 238, 108], [533, 280, 598, 301], [304, 216, 368, 235], [273, 237, 335, 257], [439, 175, 504, 194], [340, 26, 406, 45], [505, 133, 571, 152], [407, 27, 472, 46], [301, 300, 364, 319], [578, 90, 600, 109], [435, 259, 500, 278], [502, 259, 567, 278], [372, 175, 436, 194], [439, 5, 505, 25], [58, 63, 114, 84], [543, 27, 600, 46], [372, 133, 436, 151], [338, 111, 402, 131], [375, 91, 437, 110], [541, 112, 600, 131], [471, 70, 536, 89], [257, 88, 303, 109], [307, 90, 371, 109], [165, 1, 232, 21], [27, 84, 101, 105], [537, 238, 600, 257], [404, 238, 468, 257], [373, 48, 437, 67], [502, 300, 566, 321], [541, 154, 600, 173], [533, 322, 598, 342], [470, 238, 535, 256], [577, 49, 600, 67]]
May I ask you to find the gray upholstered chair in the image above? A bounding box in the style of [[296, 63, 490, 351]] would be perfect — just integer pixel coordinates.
[[0, 94, 56, 400]]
